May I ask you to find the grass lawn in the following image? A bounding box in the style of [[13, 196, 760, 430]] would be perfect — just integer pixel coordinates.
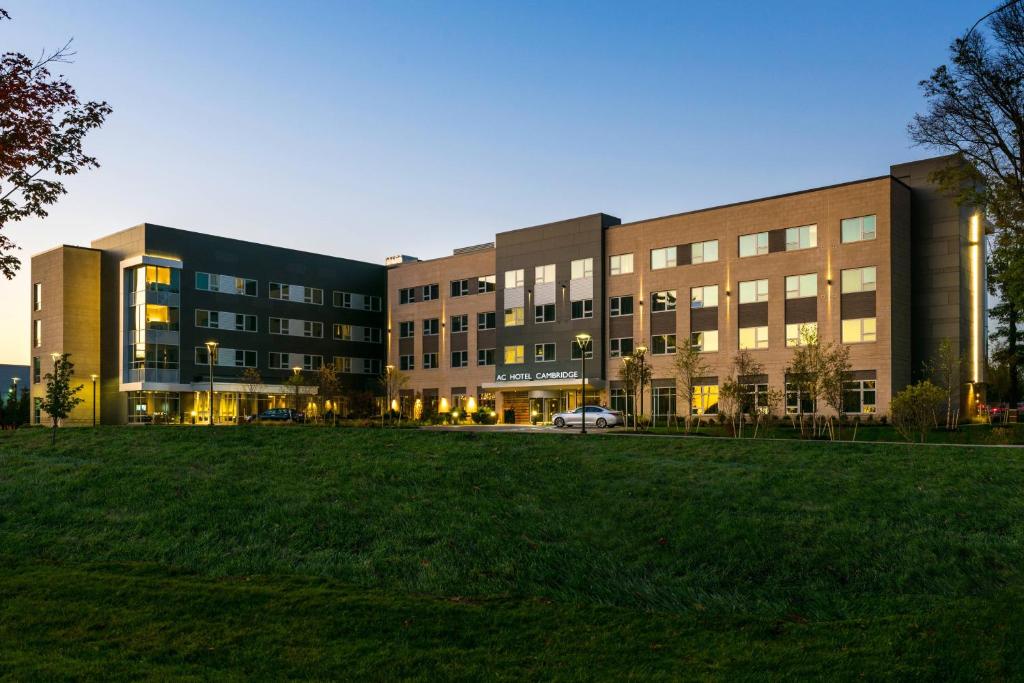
[[1, 426, 1023, 679]]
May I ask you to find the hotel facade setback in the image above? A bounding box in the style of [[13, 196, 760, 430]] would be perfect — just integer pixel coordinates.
[[29, 155, 986, 425]]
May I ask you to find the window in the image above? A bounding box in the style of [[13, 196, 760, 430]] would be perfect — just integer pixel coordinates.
[[451, 350, 469, 368], [571, 342, 594, 360], [738, 279, 768, 304], [692, 385, 719, 415], [504, 269, 524, 289], [477, 311, 496, 330], [571, 299, 593, 319], [841, 317, 877, 343], [478, 275, 496, 293], [268, 352, 289, 370], [739, 232, 769, 257], [785, 273, 817, 299], [785, 225, 817, 251], [504, 307, 524, 326], [841, 215, 877, 243], [535, 304, 555, 323], [399, 321, 415, 338], [609, 337, 634, 357], [422, 283, 439, 301], [478, 348, 495, 366], [571, 258, 593, 279], [399, 288, 415, 305], [843, 379, 877, 413], [610, 253, 634, 275], [301, 355, 322, 371], [534, 343, 555, 362], [651, 290, 677, 312], [450, 279, 469, 297], [690, 285, 718, 309], [269, 283, 322, 304], [504, 345, 524, 364], [739, 326, 769, 349], [786, 382, 816, 415], [690, 330, 719, 352], [652, 334, 676, 355], [423, 353, 438, 369], [195, 347, 256, 368], [742, 383, 770, 415], [332, 291, 381, 311], [653, 386, 677, 418], [841, 266, 877, 293], [32, 320, 41, 348], [400, 355, 414, 371], [786, 322, 818, 347], [32, 283, 41, 311], [32, 357, 40, 383], [423, 318, 439, 336], [195, 272, 256, 296], [303, 321, 323, 338], [651, 247, 677, 270], [691, 240, 719, 264], [269, 317, 289, 335], [610, 388, 635, 417], [535, 264, 556, 284], [609, 295, 633, 317], [450, 314, 468, 333]]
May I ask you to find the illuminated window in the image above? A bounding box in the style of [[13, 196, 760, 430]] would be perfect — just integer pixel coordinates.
[[841, 215, 877, 243], [690, 330, 718, 352], [651, 247, 677, 270], [690, 285, 718, 308], [738, 279, 768, 304], [32, 320, 41, 348], [504, 345, 524, 364], [504, 269, 524, 289], [534, 343, 555, 362], [785, 225, 817, 251], [652, 334, 676, 355], [841, 267, 877, 293], [504, 307, 524, 326], [785, 273, 817, 299], [535, 264, 556, 284], [651, 290, 677, 312], [785, 322, 817, 347], [692, 385, 719, 415], [739, 232, 768, 257], [739, 326, 768, 349], [841, 318, 876, 343], [691, 240, 719, 264], [571, 258, 593, 280], [610, 253, 633, 275], [32, 283, 41, 311]]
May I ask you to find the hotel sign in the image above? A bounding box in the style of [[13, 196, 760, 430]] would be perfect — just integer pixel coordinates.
[[495, 370, 580, 382]]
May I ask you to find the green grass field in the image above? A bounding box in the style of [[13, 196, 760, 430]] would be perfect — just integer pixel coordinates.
[[2, 427, 1023, 680]]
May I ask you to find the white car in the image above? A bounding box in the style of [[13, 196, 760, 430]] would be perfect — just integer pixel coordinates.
[[552, 405, 624, 428]]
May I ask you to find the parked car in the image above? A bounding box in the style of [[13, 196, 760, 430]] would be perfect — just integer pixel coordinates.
[[551, 405, 624, 428], [247, 408, 305, 423]]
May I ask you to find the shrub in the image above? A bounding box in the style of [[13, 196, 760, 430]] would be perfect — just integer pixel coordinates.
[[890, 381, 945, 443]]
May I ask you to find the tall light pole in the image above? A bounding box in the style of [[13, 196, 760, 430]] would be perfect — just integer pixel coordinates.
[[635, 343, 648, 431], [205, 341, 218, 427], [90, 374, 98, 427], [575, 332, 591, 434], [384, 364, 395, 426], [292, 366, 302, 413]]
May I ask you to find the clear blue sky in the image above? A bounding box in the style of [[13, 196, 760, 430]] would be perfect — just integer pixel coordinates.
[[0, 0, 995, 363]]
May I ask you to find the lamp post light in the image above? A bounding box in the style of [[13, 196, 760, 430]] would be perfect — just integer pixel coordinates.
[[291, 366, 302, 413], [90, 374, 98, 427], [574, 332, 592, 434], [635, 343, 648, 431], [205, 341, 218, 426], [384, 364, 395, 426]]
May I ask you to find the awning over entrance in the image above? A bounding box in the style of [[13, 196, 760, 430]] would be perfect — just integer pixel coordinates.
[[480, 377, 606, 391]]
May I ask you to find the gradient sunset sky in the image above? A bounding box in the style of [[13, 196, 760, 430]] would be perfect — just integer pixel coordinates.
[[0, 0, 994, 363]]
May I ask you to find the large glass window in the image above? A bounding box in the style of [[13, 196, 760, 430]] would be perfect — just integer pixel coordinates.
[[571, 299, 593, 319], [653, 386, 677, 418], [609, 337, 634, 357], [127, 391, 180, 424], [535, 304, 555, 323], [571, 258, 593, 280], [690, 330, 718, 353], [692, 385, 719, 415], [738, 326, 769, 350], [535, 264, 556, 284], [785, 225, 817, 251], [504, 345, 524, 364], [786, 382, 815, 415], [651, 247, 677, 270], [843, 379, 877, 413], [504, 307, 524, 326], [785, 322, 817, 347], [841, 266, 877, 293], [785, 273, 817, 299], [610, 253, 633, 275], [690, 285, 718, 308], [841, 215, 877, 243], [534, 343, 555, 362], [504, 269, 525, 289], [478, 275, 496, 293], [841, 317, 877, 343], [651, 290, 677, 312], [652, 334, 676, 355], [609, 295, 633, 317], [691, 240, 719, 264], [739, 232, 768, 257], [738, 279, 768, 304], [610, 388, 635, 417]]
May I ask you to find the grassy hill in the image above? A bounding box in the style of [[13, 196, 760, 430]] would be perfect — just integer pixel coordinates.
[[1, 427, 1023, 679]]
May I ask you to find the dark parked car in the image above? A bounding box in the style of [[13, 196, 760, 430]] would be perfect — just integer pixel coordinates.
[[248, 408, 305, 423]]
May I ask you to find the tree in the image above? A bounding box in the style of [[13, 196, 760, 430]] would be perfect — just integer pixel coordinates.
[[286, 372, 305, 412], [718, 351, 764, 438], [617, 356, 638, 430], [378, 366, 408, 423], [785, 325, 849, 440], [908, 2, 1024, 402], [240, 367, 262, 419], [0, 9, 112, 278], [925, 337, 965, 429], [818, 342, 852, 441], [316, 364, 340, 425], [890, 381, 946, 443], [621, 349, 652, 429], [674, 343, 709, 433], [40, 353, 83, 445]]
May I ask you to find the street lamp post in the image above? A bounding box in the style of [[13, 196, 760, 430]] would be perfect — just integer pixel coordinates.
[[384, 364, 395, 426], [291, 366, 302, 414], [635, 344, 648, 431], [205, 341, 218, 427], [575, 332, 591, 434], [90, 374, 98, 427]]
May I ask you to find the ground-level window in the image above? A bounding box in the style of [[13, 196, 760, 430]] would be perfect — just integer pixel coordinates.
[[741, 383, 769, 415], [127, 391, 180, 424], [785, 382, 815, 415], [653, 385, 676, 419], [692, 384, 719, 415], [843, 379, 877, 414], [610, 388, 635, 417]]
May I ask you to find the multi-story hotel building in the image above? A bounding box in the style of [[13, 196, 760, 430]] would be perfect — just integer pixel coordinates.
[[30, 155, 986, 425]]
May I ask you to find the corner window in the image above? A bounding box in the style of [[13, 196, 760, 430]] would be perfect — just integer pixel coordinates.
[[841, 215, 877, 243]]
